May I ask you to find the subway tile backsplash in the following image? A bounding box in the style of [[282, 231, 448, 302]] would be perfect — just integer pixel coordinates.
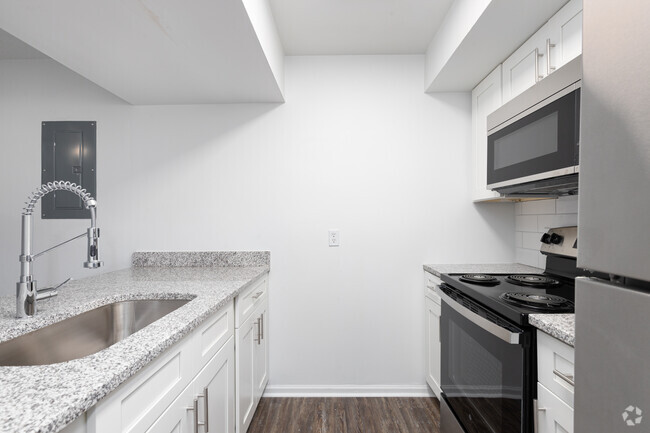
[[515, 196, 578, 268]]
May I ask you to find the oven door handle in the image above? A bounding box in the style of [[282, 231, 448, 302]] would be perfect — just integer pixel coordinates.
[[436, 287, 521, 345]]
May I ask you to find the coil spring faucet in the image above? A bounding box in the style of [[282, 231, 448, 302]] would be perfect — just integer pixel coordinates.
[[17, 181, 103, 318]]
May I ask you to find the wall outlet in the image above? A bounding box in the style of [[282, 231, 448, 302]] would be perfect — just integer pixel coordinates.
[[328, 230, 340, 247]]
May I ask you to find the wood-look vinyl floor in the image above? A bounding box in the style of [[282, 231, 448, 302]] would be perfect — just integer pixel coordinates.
[[248, 397, 441, 433]]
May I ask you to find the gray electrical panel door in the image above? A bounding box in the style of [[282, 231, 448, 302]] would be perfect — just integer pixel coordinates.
[[41, 121, 96, 219]]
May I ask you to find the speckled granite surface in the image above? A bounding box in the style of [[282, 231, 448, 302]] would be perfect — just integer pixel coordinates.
[[529, 314, 575, 347], [132, 251, 270, 267], [423, 263, 542, 277], [0, 256, 269, 433]]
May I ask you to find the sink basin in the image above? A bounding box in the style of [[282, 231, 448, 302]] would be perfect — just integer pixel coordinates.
[[0, 299, 190, 366]]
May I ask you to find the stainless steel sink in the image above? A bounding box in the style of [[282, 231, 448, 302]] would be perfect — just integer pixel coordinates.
[[0, 299, 190, 366]]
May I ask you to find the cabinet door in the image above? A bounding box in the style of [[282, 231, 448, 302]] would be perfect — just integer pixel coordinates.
[[471, 65, 503, 201], [502, 26, 547, 102], [195, 337, 236, 433], [537, 383, 574, 433], [546, 0, 582, 73], [253, 301, 269, 402], [236, 311, 257, 433], [425, 296, 441, 398], [145, 384, 195, 433]]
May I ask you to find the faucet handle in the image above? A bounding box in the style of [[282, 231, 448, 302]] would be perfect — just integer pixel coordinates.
[[36, 277, 71, 300]]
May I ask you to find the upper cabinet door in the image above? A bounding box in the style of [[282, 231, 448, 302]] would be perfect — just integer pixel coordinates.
[[471, 65, 503, 201], [502, 0, 583, 103], [546, 0, 583, 73], [502, 26, 547, 103]]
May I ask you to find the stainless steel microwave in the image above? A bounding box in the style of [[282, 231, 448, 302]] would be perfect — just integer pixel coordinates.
[[487, 56, 582, 196]]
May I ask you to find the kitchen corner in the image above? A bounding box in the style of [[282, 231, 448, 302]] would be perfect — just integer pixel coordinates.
[[0, 251, 269, 433]]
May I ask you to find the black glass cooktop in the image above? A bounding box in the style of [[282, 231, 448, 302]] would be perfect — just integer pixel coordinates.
[[440, 273, 575, 325]]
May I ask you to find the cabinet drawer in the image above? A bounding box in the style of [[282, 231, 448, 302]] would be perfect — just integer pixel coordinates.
[[194, 302, 234, 370], [537, 331, 575, 408], [424, 272, 442, 303], [89, 337, 194, 433], [235, 274, 268, 327], [537, 382, 574, 433]]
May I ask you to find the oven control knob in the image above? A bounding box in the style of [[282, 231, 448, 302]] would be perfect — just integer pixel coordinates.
[[550, 233, 564, 245], [540, 233, 552, 244]]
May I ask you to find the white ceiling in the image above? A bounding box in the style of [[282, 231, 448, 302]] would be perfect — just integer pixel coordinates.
[[0, 28, 47, 60], [0, 0, 284, 104], [269, 0, 454, 55]]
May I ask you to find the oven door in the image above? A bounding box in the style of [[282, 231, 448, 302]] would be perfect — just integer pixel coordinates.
[[487, 87, 580, 190], [437, 286, 533, 433]]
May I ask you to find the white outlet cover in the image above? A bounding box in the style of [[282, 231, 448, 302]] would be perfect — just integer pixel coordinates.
[[328, 230, 340, 247]]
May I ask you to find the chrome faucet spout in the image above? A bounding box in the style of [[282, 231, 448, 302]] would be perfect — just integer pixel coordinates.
[[16, 181, 104, 318]]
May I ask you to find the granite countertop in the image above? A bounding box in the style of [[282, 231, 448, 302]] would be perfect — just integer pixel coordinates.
[[423, 263, 543, 277], [0, 251, 269, 433], [529, 314, 575, 347]]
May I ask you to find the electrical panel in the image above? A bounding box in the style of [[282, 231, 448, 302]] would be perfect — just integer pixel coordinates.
[[41, 121, 97, 219]]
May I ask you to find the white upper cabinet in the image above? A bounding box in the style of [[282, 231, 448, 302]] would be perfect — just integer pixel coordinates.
[[471, 65, 503, 201], [503, 0, 582, 103], [546, 0, 583, 72], [471, 0, 582, 201], [502, 26, 548, 103]]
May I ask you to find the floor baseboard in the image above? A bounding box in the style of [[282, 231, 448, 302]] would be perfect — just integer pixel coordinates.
[[263, 384, 436, 398]]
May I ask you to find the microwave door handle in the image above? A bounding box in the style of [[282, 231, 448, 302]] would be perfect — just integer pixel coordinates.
[[436, 288, 521, 345]]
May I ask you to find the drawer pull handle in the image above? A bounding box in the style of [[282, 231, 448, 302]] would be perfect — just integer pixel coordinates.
[[252, 291, 264, 299], [261, 312, 264, 340], [553, 369, 575, 387], [186, 398, 205, 433], [255, 318, 261, 345], [546, 38, 556, 75], [203, 387, 210, 432]]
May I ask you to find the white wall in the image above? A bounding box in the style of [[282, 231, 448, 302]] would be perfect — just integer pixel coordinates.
[[515, 196, 579, 268], [0, 55, 515, 394]]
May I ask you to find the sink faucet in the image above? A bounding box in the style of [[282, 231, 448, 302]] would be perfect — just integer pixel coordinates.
[[17, 181, 103, 318]]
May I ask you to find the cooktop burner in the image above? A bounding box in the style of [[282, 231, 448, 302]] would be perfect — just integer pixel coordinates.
[[459, 274, 500, 285], [440, 271, 577, 325], [499, 292, 574, 311], [506, 274, 560, 288]]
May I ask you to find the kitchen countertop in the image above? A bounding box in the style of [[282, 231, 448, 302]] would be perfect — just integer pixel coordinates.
[[0, 251, 269, 433], [423, 263, 543, 277], [528, 314, 575, 347]]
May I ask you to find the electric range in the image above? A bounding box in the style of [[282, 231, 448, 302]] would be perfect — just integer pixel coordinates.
[[437, 226, 585, 433]]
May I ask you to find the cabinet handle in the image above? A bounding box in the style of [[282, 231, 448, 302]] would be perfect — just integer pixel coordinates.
[[203, 387, 210, 433], [533, 398, 547, 433], [535, 48, 544, 82], [252, 291, 264, 300], [553, 369, 575, 387], [546, 38, 556, 75], [255, 318, 261, 345], [186, 398, 202, 433], [260, 313, 264, 340]]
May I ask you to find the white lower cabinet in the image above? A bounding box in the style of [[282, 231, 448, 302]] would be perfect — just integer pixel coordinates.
[[424, 271, 442, 398], [58, 273, 270, 433], [147, 337, 235, 433], [537, 382, 574, 433], [88, 303, 233, 433], [253, 302, 269, 401], [236, 295, 269, 433], [536, 331, 575, 433]]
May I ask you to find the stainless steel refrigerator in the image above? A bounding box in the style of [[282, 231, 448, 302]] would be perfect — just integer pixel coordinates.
[[575, 1, 650, 432]]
